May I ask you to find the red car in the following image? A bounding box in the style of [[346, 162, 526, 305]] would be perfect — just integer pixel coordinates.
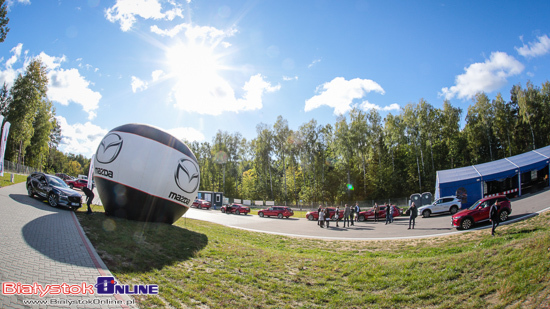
[[192, 199, 211, 209], [258, 206, 294, 219], [452, 195, 511, 230], [66, 179, 88, 190], [221, 203, 250, 215], [357, 205, 400, 222], [306, 207, 344, 221]]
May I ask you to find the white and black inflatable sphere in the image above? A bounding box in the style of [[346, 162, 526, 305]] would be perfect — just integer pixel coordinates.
[[93, 124, 200, 224]]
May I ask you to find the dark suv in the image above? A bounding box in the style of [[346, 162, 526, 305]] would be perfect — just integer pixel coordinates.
[[451, 195, 511, 230], [27, 172, 83, 211], [258, 206, 294, 219]]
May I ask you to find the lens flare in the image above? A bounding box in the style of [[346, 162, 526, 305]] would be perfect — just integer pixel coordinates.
[[347, 184, 354, 190]]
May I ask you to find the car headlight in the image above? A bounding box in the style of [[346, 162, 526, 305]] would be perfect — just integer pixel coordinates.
[[59, 192, 68, 198]]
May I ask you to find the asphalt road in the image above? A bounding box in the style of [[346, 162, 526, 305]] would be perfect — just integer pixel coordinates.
[[183, 188, 550, 240]]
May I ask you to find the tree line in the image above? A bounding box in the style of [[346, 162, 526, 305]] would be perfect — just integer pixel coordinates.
[[189, 81, 550, 206], [0, 58, 91, 177], [1, 55, 548, 205]]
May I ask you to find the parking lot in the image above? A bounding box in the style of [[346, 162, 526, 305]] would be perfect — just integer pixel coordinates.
[[183, 188, 550, 240]]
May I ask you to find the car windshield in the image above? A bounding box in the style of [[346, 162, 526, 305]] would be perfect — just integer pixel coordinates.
[[48, 176, 69, 188], [468, 200, 486, 210]]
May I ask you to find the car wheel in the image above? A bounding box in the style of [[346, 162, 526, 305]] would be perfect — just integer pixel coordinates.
[[221, 208, 226, 213], [461, 218, 473, 230], [277, 213, 283, 219], [308, 214, 314, 221], [450, 206, 458, 214], [499, 210, 509, 222], [422, 210, 431, 218], [259, 212, 264, 217], [27, 185, 34, 197], [358, 215, 365, 222], [236, 210, 240, 215], [198, 205, 202, 209], [69, 184, 74, 189], [48, 194, 58, 207], [286, 216, 289, 219]]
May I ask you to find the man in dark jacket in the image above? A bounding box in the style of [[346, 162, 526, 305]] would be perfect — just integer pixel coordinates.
[[408, 202, 418, 229], [82, 186, 94, 214], [490, 202, 500, 236]]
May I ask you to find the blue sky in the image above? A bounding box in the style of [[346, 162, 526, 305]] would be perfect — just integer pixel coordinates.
[[1, 0, 549, 158]]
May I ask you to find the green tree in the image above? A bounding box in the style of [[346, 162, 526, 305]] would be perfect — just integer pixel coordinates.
[[5, 59, 49, 164], [25, 100, 53, 169], [0, 0, 9, 43]]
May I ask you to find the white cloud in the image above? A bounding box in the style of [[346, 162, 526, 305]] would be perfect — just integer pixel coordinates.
[[151, 69, 164, 81], [0, 46, 101, 120], [440, 51, 524, 100], [105, 0, 184, 32], [360, 101, 400, 111], [131, 76, 148, 92], [516, 34, 550, 58], [0, 44, 25, 89], [56, 116, 108, 158], [166, 127, 205, 143], [171, 73, 280, 115], [304, 77, 385, 115], [151, 23, 237, 46], [283, 75, 298, 81], [308, 58, 321, 68], [43, 52, 102, 120]]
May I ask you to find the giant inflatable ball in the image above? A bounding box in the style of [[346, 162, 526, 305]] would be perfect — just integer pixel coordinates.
[[93, 124, 200, 224]]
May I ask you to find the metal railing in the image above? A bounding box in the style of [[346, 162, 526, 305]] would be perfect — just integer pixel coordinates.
[[3, 160, 37, 175]]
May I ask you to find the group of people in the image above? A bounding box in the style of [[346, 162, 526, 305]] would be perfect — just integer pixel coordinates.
[[315, 201, 421, 230], [317, 203, 361, 228], [316, 199, 502, 235]]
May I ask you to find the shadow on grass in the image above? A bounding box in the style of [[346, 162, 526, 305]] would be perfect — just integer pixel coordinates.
[[76, 212, 208, 274]]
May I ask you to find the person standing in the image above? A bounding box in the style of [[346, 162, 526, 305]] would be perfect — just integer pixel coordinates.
[[334, 206, 340, 227], [343, 204, 351, 227], [82, 185, 94, 214], [350, 204, 355, 226], [324, 207, 331, 228], [318, 206, 325, 228], [408, 202, 418, 229], [354, 202, 361, 222], [373, 203, 379, 222], [385, 204, 391, 225], [317, 205, 322, 226], [489, 202, 500, 236], [388, 204, 394, 223]]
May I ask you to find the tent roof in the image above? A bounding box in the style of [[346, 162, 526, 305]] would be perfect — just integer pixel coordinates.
[[533, 145, 550, 159], [437, 145, 550, 186], [506, 148, 550, 172], [437, 165, 480, 186], [474, 159, 518, 182]]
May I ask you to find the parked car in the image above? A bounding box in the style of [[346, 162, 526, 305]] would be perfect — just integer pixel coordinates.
[[221, 203, 250, 215], [451, 195, 512, 230], [192, 199, 211, 209], [66, 178, 88, 190], [306, 207, 344, 221], [258, 206, 294, 219], [26, 172, 83, 211], [357, 205, 401, 221], [418, 196, 462, 218], [55, 173, 73, 182]]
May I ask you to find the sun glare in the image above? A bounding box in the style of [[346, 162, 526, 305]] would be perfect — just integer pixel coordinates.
[[165, 42, 220, 81]]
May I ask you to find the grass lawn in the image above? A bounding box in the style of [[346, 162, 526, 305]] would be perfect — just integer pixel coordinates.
[[0, 172, 27, 187], [76, 206, 550, 308]]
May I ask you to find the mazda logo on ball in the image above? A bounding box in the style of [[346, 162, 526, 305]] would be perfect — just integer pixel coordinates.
[[174, 158, 200, 193], [96, 133, 123, 164]]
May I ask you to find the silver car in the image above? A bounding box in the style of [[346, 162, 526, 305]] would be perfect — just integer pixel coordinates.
[[418, 196, 461, 218]]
